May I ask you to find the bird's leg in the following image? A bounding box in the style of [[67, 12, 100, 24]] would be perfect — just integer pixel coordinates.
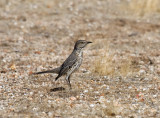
[[65, 75, 72, 89]]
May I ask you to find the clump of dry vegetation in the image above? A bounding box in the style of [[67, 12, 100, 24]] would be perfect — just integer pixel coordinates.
[[93, 53, 139, 77], [101, 100, 122, 117], [92, 46, 139, 77], [129, 0, 160, 16]]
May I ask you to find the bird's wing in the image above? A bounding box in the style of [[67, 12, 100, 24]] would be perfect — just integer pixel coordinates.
[[58, 52, 77, 76]]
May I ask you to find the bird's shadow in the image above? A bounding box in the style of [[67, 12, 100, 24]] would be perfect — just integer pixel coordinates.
[[50, 87, 65, 92], [49, 86, 80, 98]]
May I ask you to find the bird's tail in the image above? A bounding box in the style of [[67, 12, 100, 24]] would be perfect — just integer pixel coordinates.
[[34, 67, 60, 74]]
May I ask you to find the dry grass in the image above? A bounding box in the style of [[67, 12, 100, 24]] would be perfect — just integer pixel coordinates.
[[92, 46, 139, 77], [129, 0, 160, 16], [93, 51, 115, 77], [93, 54, 139, 77], [102, 101, 122, 117]]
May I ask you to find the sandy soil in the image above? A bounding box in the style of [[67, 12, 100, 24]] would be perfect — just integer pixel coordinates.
[[0, 0, 160, 117]]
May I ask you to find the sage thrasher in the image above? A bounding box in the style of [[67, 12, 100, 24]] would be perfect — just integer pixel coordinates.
[[34, 40, 92, 89]]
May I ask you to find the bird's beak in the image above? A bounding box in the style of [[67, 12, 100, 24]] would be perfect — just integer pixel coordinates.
[[87, 41, 92, 44]]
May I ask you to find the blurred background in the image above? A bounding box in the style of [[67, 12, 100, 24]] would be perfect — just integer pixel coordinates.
[[1, 0, 160, 19], [2, 0, 159, 76]]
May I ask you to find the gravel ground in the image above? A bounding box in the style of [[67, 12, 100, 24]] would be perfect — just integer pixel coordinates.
[[0, 0, 160, 117]]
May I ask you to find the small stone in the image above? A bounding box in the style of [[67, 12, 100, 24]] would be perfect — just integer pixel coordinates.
[[90, 104, 95, 107], [139, 69, 145, 74], [83, 90, 88, 93], [70, 96, 76, 101]]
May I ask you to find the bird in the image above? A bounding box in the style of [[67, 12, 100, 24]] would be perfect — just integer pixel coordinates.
[[34, 40, 92, 89]]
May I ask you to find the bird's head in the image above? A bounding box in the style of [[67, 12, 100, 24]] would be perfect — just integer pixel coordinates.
[[74, 40, 92, 50]]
